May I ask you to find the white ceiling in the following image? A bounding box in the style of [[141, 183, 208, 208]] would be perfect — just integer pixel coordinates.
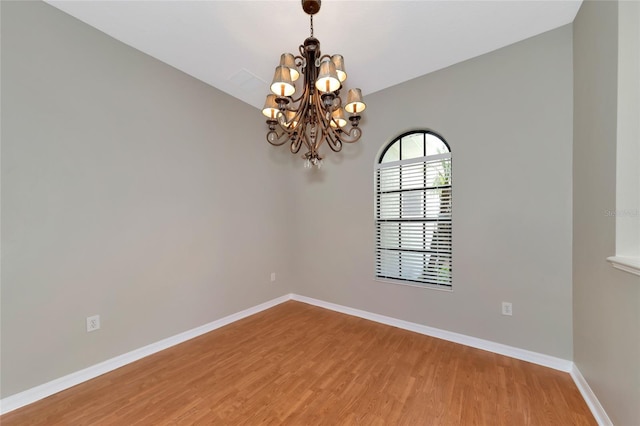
[[46, 0, 582, 109]]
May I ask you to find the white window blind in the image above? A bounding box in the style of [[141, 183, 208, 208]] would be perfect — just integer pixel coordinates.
[[375, 151, 452, 288]]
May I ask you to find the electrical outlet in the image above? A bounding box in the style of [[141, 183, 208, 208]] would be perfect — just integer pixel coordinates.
[[270, 272, 276, 282], [501, 302, 513, 316], [86, 315, 100, 332]]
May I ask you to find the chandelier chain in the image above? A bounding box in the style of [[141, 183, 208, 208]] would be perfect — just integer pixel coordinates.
[[310, 14, 314, 38]]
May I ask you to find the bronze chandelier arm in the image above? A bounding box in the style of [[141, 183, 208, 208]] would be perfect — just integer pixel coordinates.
[[329, 129, 346, 152], [291, 87, 311, 124], [294, 53, 307, 77], [318, 118, 342, 153], [312, 91, 344, 152], [311, 90, 332, 150], [290, 94, 304, 104], [266, 128, 290, 146], [337, 125, 363, 144], [324, 131, 343, 153], [276, 111, 291, 130], [290, 128, 304, 154]]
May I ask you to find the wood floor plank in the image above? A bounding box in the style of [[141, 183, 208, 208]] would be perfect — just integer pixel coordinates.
[[2, 301, 596, 425]]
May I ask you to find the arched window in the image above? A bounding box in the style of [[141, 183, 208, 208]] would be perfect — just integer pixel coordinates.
[[375, 130, 452, 288]]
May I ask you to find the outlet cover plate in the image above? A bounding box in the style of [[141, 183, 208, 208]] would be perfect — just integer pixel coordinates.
[[501, 302, 513, 316], [86, 315, 100, 332]]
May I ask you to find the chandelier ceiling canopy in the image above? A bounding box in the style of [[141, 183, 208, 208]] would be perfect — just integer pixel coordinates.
[[262, 0, 366, 168]]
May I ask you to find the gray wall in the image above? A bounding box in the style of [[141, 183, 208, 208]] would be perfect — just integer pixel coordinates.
[[573, 1, 640, 425], [616, 0, 640, 258], [1, 1, 294, 398], [7, 2, 634, 419], [290, 26, 574, 359]]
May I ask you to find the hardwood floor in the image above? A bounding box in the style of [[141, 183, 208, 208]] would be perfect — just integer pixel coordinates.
[[2, 301, 595, 425]]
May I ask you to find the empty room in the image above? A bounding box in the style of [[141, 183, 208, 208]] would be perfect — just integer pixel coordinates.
[[1, 0, 638, 424]]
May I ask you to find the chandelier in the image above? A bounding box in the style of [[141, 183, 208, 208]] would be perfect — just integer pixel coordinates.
[[261, 0, 366, 168]]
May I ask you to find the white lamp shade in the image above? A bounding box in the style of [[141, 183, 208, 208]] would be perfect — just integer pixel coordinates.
[[345, 88, 366, 114], [315, 60, 341, 93], [280, 53, 300, 82], [330, 108, 347, 128], [331, 55, 347, 83], [284, 110, 299, 128], [262, 94, 280, 118], [270, 66, 296, 97]]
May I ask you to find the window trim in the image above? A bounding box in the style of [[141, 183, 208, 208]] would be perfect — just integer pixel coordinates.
[[608, 1, 640, 277], [374, 130, 452, 291], [378, 130, 452, 163], [373, 276, 454, 292], [606, 256, 640, 277]]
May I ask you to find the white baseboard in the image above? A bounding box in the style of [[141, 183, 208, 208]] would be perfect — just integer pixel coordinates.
[[2, 292, 609, 426], [0, 294, 292, 415], [570, 364, 613, 426], [290, 294, 573, 372]]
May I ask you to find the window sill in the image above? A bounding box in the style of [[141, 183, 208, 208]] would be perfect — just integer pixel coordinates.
[[374, 277, 453, 292], [606, 256, 640, 277]]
